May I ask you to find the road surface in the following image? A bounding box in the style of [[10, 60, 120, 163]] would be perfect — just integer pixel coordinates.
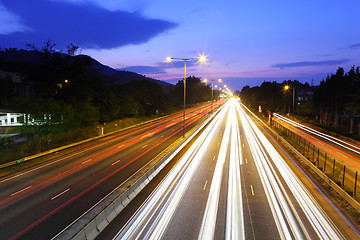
[[0, 103, 214, 240], [107, 99, 359, 240]]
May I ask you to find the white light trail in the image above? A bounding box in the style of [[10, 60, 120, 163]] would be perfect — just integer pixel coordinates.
[[115, 101, 230, 240], [239, 105, 344, 240], [273, 113, 360, 155], [225, 102, 245, 240], [198, 99, 232, 240], [238, 106, 299, 239]]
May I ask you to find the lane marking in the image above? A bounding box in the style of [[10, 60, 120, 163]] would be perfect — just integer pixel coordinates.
[[51, 188, 70, 200], [117, 144, 124, 148], [245, 158, 248, 163], [81, 159, 92, 165], [203, 180, 208, 190], [212, 156, 216, 161], [140, 132, 155, 139], [243, 144, 244, 147], [112, 160, 121, 166], [160, 135, 164, 138], [142, 144, 147, 149], [11, 186, 32, 196], [250, 185, 254, 196]]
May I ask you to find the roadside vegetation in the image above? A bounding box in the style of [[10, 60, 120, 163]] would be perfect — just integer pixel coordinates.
[[0, 41, 216, 164], [240, 66, 360, 139]]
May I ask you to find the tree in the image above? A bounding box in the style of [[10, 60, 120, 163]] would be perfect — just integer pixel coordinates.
[[173, 76, 211, 105], [0, 75, 13, 109]]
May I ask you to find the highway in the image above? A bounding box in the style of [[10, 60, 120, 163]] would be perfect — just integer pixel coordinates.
[[273, 113, 360, 171], [108, 99, 359, 240], [0, 102, 214, 240]]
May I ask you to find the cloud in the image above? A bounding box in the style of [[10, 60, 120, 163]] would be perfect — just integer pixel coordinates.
[[0, 0, 177, 49], [272, 59, 350, 69], [118, 65, 167, 74], [118, 60, 200, 75], [157, 60, 197, 68], [343, 43, 360, 50]]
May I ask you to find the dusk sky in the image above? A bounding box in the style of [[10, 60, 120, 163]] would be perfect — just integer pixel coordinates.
[[1, 0, 360, 91]]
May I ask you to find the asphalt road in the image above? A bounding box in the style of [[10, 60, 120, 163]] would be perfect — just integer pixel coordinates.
[[0, 102, 214, 240], [106, 99, 360, 240]]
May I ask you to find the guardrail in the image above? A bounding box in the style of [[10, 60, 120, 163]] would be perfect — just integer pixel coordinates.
[[53, 105, 219, 240], [264, 118, 360, 214]]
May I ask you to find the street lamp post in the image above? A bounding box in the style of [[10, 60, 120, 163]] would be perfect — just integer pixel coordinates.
[[167, 56, 206, 137], [292, 86, 295, 116], [284, 85, 295, 116], [204, 78, 222, 113]]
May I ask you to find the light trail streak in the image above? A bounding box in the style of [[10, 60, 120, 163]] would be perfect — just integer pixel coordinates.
[[199, 99, 232, 240], [239, 104, 344, 239], [239, 106, 301, 239], [115, 103, 229, 240], [225, 101, 244, 240], [10, 106, 213, 240], [273, 113, 360, 155]]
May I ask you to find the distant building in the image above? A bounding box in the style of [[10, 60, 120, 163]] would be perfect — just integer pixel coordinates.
[[0, 70, 37, 98], [296, 90, 314, 104]]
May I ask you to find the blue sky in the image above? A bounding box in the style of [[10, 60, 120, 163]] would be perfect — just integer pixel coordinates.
[[1, 0, 359, 91]]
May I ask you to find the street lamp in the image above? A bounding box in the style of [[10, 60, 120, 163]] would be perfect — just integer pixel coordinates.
[[167, 55, 207, 137], [203, 78, 222, 113], [284, 85, 295, 116]]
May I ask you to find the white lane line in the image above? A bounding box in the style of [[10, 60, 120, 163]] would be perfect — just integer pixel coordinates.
[[160, 135, 164, 138], [11, 186, 32, 196], [243, 144, 245, 147], [142, 144, 147, 149], [117, 144, 124, 148], [81, 159, 92, 165], [212, 156, 216, 161], [112, 160, 121, 166], [245, 158, 248, 163], [51, 188, 70, 200], [203, 180, 208, 190], [250, 185, 254, 196]]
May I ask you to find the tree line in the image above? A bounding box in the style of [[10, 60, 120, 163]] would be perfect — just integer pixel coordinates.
[[240, 66, 360, 137], [0, 41, 215, 129], [0, 41, 217, 161]]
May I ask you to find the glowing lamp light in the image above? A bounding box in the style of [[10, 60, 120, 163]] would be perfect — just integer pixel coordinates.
[[199, 55, 206, 62]]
